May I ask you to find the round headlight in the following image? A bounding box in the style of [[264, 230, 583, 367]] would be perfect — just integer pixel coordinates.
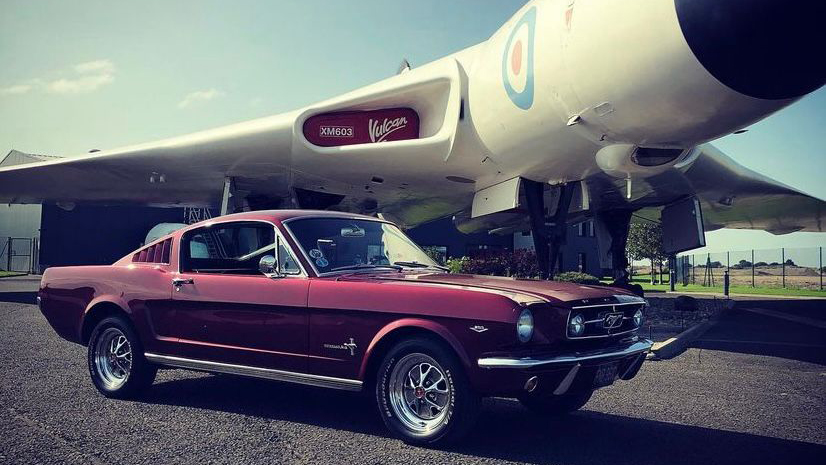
[[517, 308, 534, 343], [633, 308, 644, 327], [568, 313, 585, 337]]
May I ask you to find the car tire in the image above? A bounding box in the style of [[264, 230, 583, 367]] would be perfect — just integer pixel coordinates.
[[518, 389, 593, 416], [87, 315, 156, 398], [376, 337, 480, 445]]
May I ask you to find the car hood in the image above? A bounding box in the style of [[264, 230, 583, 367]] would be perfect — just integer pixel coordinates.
[[336, 271, 637, 306]]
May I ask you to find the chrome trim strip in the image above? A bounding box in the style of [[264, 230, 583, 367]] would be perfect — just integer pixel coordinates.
[[620, 353, 646, 379], [553, 363, 580, 395], [566, 302, 644, 340], [565, 328, 639, 340], [571, 301, 645, 310], [477, 339, 653, 369], [144, 353, 362, 391]]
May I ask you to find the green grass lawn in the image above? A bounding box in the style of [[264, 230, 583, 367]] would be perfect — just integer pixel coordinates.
[[621, 274, 826, 297], [0, 271, 26, 278]]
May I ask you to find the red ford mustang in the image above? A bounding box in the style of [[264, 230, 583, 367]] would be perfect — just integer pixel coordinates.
[[38, 210, 651, 444]]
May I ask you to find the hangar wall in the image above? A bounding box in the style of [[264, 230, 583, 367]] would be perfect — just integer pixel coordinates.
[[0, 204, 42, 272], [3, 204, 600, 276], [39, 205, 186, 268]]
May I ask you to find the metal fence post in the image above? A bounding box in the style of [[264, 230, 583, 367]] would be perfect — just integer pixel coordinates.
[[727, 251, 730, 272], [781, 247, 785, 288], [820, 246, 823, 291], [724, 270, 730, 297], [751, 249, 755, 288], [6, 237, 11, 271]]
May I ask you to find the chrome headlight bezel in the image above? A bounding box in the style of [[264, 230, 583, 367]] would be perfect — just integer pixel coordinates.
[[516, 308, 534, 343], [633, 308, 644, 327], [568, 313, 585, 337]]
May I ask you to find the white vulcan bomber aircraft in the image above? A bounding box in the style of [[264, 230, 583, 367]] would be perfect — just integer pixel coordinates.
[[1, 0, 824, 281]]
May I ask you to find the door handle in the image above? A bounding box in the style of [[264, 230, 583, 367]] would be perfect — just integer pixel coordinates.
[[172, 278, 194, 289]]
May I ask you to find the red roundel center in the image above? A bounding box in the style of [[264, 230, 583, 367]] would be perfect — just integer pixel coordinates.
[[414, 386, 425, 399], [511, 40, 523, 75]]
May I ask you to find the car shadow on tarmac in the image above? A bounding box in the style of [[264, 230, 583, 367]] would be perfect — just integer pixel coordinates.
[[142, 373, 824, 464], [0, 291, 36, 304], [692, 306, 826, 365]]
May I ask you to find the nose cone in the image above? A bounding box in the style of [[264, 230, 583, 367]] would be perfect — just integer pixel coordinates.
[[675, 0, 825, 100]]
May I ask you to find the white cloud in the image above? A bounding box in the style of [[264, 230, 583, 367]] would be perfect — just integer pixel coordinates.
[[73, 59, 115, 75], [47, 59, 115, 94], [0, 59, 116, 97], [0, 84, 33, 95], [48, 73, 114, 94], [178, 88, 224, 109]]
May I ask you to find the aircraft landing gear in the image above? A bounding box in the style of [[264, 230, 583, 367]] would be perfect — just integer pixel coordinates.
[[523, 180, 575, 280], [596, 209, 644, 297]]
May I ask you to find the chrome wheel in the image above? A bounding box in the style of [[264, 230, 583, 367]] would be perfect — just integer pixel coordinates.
[[388, 353, 452, 433], [93, 327, 132, 390]]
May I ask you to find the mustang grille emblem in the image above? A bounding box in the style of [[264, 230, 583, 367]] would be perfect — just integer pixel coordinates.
[[324, 338, 358, 356], [603, 312, 624, 329]]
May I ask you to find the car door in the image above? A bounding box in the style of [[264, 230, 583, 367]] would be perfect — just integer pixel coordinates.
[[168, 220, 309, 372]]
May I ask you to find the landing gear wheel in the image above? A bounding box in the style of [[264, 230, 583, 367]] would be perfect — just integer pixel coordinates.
[[518, 390, 593, 416], [87, 316, 156, 398], [376, 338, 480, 445]]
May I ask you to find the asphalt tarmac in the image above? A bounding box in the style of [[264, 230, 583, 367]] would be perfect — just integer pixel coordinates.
[[0, 293, 824, 465]]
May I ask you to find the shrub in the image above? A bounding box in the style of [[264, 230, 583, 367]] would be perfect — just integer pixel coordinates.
[[444, 249, 540, 278], [446, 257, 468, 274], [444, 250, 600, 283], [554, 271, 601, 285]]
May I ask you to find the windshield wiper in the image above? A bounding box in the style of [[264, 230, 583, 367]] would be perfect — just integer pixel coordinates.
[[393, 261, 449, 272], [329, 264, 403, 272]]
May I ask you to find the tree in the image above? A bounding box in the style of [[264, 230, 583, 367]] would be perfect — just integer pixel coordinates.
[[732, 259, 752, 270], [784, 259, 796, 267], [754, 261, 768, 267], [626, 222, 666, 284]]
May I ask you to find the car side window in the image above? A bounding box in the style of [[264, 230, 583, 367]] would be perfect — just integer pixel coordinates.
[[182, 222, 278, 275], [189, 234, 210, 259], [277, 240, 301, 275]]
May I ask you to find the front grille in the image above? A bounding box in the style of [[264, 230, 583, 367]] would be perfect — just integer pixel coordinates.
[[567, 302, 644, 339]]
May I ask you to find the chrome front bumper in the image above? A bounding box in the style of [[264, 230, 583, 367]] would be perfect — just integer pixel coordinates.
[[477, 339, 653, 369]]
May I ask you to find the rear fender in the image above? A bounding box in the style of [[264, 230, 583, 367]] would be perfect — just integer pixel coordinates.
[[79, 296, 132, 343]]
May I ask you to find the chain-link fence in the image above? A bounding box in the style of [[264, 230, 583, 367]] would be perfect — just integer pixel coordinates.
[[676, 247, 824, 291], [0, 237, 39, 274]]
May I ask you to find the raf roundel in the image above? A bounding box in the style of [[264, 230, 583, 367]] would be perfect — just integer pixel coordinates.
[[502, 7, 536, 110]]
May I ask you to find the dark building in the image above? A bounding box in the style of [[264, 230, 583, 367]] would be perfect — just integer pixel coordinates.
[[405, 217, 514, 262], [514, 220, 603, 276], [4, 204, 600, 276]]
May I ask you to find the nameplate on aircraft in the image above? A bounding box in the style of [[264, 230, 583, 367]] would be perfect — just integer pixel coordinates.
[[303, 108, 420, 147]]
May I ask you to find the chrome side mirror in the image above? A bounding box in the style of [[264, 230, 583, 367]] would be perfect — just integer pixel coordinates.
[[259, 255, 280, 277]]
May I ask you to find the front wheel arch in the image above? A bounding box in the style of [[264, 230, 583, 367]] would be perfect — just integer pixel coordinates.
[[360, 322, 471, 393]]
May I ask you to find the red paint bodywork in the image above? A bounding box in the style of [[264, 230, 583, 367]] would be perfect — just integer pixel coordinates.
[[38, 210, 643, 396]]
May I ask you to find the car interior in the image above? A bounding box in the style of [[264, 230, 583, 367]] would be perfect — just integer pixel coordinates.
[[180, 222, 300, 275]]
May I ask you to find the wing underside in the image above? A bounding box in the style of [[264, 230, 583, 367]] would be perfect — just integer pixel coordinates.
[[597, 145, 825, 235]]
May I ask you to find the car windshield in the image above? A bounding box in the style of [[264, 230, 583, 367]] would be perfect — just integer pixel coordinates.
[[285, 218, 441, 274]]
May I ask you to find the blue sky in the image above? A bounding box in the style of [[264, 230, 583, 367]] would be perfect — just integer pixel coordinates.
[[1, 0, 823, 254]]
